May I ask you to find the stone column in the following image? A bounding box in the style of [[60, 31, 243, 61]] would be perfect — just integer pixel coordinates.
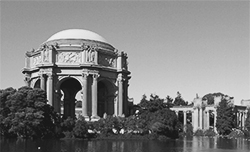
[[193, 108, 199, 132], [183, 111, 187, 132], [91, 74, 99, 119], [118, 75, 123, 116], [236, 112, 239, 127], [242, 112, 245, 129], [82, 73, 89, 118], [214, 109, 217, 133], [39, 73, 46, 90], [94, 50, 98, 64], [175, 111, 179, 117], [117, 52, 122, 70], [46, 74, 53, 105], [206, 110, 210, 129], [55, 89, 62, 113], [199, 108, 203, 129], [192, 111, 194, 128]]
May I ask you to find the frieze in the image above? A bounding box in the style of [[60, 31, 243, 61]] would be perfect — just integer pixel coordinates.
[[32, 55, 42, 66], [57, 51, 81, 63], [98, 53, 116, 67]]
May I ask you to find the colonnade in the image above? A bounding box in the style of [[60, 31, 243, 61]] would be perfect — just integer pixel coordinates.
[[172, 105, 249, 132], [236, 110, 248, 129], [39, 73, 54, 106], [171, 107, 217, 132], [36, 72, 126, 120]]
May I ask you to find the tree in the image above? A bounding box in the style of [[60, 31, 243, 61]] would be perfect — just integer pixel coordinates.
[[202, 92, 225, 105], [136, 94, 180, 138], [173, 92, 187, 106], [245, 109, 250, 131], [0, 86, 58, 138], [216, 98, 235, 135]]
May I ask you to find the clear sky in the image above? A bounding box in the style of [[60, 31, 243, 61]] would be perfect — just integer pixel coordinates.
[[1, 1, 249, 105]]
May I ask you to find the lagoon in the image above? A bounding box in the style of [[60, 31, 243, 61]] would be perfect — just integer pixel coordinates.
[[1, 136, 250, 152]]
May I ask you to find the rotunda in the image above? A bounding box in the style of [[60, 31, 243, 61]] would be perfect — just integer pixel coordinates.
[[22, 29, 131, 120]]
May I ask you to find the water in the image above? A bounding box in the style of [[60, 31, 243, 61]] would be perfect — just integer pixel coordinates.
[[1, 136, 250, 152]]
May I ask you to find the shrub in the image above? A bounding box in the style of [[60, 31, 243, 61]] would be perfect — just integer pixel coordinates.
[[203, 129, 216, 137], [194, 129, 204, 136], [73, 116, 88, 138]]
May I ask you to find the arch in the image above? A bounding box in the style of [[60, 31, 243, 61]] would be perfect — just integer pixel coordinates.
[[97, 78, 116, 117], [33, 79, 41, 88], [57, 76, 82, 118]]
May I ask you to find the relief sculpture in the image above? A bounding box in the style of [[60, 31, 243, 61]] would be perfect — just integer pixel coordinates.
[[43, 49, 49, 62], [98, 54, 115, 67], [33, 55, 42, 66], [86, 49, 95, 62], [58, 52, 81, 63]]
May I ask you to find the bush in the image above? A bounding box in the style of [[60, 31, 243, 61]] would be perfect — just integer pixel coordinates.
[[228, 129, 244, 138], [61, 117, 75, 132], [194, 129, 204, 136], [203, 129, 216, 137], [73, 116, 88, 138]]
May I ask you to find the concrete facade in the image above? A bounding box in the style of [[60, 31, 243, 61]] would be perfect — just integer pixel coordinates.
[[22, 29, 131, 120]]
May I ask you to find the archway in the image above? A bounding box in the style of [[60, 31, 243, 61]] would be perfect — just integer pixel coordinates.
[[60, 77, 81, 118], [34, 79, 40, 88], [97, 80, 115, 117]]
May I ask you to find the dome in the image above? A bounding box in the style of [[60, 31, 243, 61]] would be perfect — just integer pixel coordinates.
[[46, 29, 108, 43]]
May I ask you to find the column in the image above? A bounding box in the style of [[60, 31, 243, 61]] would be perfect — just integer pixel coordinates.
[[239, 112, 242, 129], [192, 111, 194, 128], [46, 74, 53, 105], [242, 112, 245, 129], [193, 109, 199, 132], [199, 108, 203, 129], [91, 74, 99, 119], [94, 50, 98, 64], [55, 89, 62, 113], [82, 73, 88, 118], [117, 53, 122, 70], [237, 112, 239, 127], [123, 80, 128, 116], [40, 74, 45, 90], [183, 111, 187, 132], [118, 75, 123, 116], [82, 50, 86, 63], [175, 111, 179, 117], [206, 110, 210, 129], [214, 109, 217, 132]]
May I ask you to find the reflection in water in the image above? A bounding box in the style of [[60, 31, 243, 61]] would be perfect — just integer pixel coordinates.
[[1, 137, 250, 152]]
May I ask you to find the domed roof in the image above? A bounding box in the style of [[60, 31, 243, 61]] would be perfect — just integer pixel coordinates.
[[46, 29, 108, 43]]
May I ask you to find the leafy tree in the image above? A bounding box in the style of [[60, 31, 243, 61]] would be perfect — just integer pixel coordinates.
[[216, 98, 235, 135], [202, 92, 225, 105], [173, 92, 187, 106], [245, 110, 250, 131], [0, 86, 58, 138], [136, 94, 180, 138]]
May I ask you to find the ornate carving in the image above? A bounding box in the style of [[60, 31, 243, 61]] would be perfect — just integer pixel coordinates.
[[98, 54, 115, 67], [86, 49, 95, 62], [82, 73, 89, 79], [58, 52, 81, 63], [92, 74, 100, 80], [44, 49, 49, 62], [33, 55, 42, 66]]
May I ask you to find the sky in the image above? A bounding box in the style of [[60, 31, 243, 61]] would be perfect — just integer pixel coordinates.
[[0, 1, 249, 105]]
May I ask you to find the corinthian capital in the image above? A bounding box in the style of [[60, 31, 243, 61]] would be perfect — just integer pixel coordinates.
[[82, 73, 89, 78], [92, 74, 100, 79]]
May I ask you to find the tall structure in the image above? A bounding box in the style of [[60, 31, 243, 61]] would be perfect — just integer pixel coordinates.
[[22, 29, 131, 120]]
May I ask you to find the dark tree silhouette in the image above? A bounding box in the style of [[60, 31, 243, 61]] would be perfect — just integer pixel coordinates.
[[216, 98, 235, 135]]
